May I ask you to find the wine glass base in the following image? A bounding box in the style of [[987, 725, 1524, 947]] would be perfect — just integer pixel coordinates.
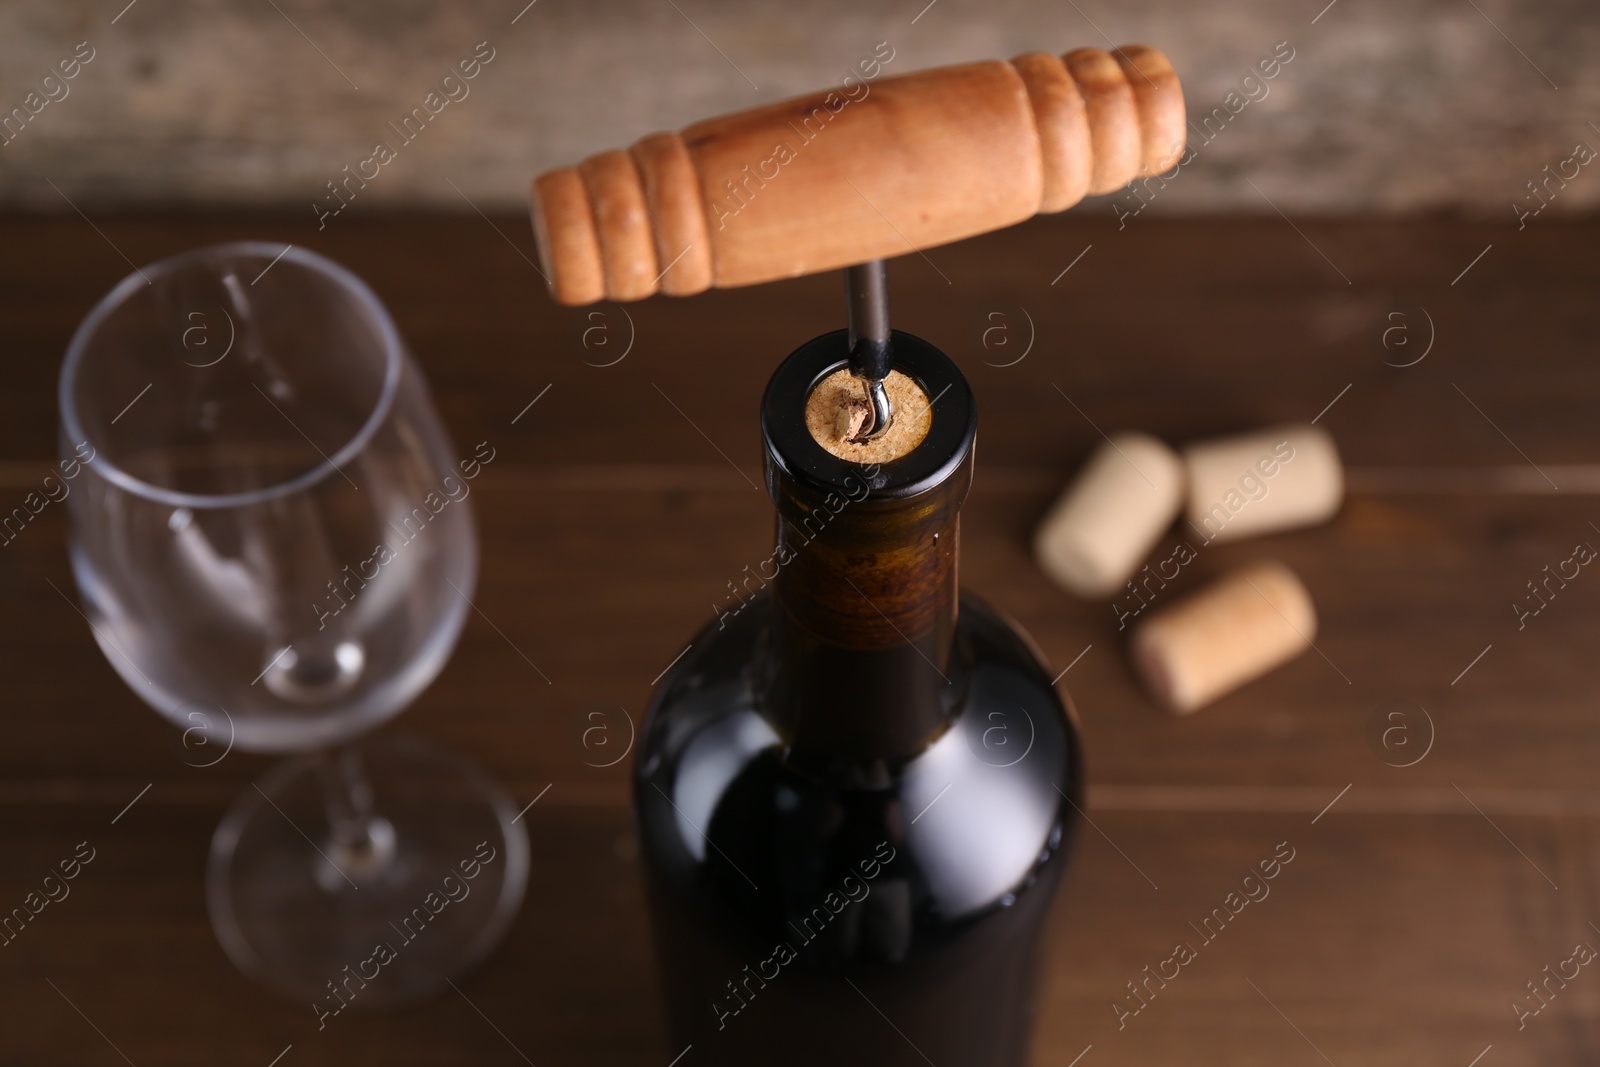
[[206, 734, 528, 1010]]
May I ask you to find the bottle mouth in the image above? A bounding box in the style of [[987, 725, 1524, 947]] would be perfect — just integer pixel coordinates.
[[760, 329, 976, 504]]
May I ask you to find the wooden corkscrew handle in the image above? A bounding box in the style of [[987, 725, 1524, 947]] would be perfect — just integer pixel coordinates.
[[529, 45, 1184, 306]]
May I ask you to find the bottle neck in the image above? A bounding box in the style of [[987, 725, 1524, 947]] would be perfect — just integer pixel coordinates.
[[762, 464, 968, 771], [755, 329, 976, 778]]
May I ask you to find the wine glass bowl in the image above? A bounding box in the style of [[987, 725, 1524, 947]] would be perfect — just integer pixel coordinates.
[[59, 242, 476, 751]]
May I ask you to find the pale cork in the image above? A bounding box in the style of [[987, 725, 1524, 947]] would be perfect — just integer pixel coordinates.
[[1033, 432, 1185, 599], [805, 369, 932, 464], [1131, 559, 1317, 714], [1184, 424, 1343, 544]]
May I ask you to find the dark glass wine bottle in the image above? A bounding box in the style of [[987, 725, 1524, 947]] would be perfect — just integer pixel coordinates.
[[635, 328, 1082, 1066]]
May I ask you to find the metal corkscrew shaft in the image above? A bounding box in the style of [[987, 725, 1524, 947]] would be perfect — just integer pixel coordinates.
[[845, 260, 893, 440]]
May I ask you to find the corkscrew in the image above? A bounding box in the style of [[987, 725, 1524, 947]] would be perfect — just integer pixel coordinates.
[[527, 45, 1186, 441]]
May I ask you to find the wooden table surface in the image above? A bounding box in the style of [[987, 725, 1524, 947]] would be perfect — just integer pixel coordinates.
[[2, 212, 1598, 1066]]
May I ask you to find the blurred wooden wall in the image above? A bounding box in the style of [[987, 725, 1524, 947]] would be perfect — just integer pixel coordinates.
[[0, 0, 1595, 217]]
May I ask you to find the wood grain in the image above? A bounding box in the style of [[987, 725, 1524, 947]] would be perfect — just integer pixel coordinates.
[[1, 804, 1593, 1065], [2, 215, 1599, 1064], [3, 214, 1597, 470], [2, 0, 1595, 221]]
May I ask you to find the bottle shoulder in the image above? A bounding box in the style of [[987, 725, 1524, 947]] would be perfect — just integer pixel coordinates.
[[634, 593, 1082, 958]]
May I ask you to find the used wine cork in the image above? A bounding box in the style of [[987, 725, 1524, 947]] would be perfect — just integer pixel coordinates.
[[1033, 432, 1185, 599], [1131, 559, 1316, 714], [1184, 424, 1342, 545], [805, 369, 931, 463]]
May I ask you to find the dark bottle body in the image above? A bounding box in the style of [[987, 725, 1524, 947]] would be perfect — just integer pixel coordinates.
[[634, 331, 1081, 1066]]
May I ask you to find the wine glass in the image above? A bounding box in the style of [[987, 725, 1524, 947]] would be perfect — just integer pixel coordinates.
[[58, 242, 528, 1007]]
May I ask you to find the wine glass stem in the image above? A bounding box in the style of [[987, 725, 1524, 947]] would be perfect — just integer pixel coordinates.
[[315, 745, 396, 889]]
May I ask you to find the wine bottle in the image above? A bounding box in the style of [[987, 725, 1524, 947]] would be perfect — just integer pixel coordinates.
[[635, 327, 1082, 1066]]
